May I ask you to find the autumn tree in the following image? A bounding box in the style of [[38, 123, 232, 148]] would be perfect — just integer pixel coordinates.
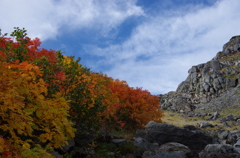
[[107, 79, 163, 130], [58, 56, 112, 132], [0, 61, 75, 157]]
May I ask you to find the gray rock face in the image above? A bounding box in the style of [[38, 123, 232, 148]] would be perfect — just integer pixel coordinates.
[[213, 111, 220, 120], [156, 142, 191, 155], [235, 139, 240, 148], [159, 92, 195, 112], [134, 137, 155, 151], [218, 131, 230, 140], [149, 151, 188, 158], [134, 122, 240, 158], [145, 120, 159, 128], [135, 122, 213, 157], [159, 36, 240, 113], [199, 144, 240, 158], [199, 122, 214, 128]]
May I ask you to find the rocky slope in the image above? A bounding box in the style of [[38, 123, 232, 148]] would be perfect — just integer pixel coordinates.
[[159, 35, 240, 114]]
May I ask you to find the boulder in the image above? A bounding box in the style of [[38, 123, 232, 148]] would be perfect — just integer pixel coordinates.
[[111, 139, 128, 147], [199, 144, 240, 158], [199, 122, 214, 128], [156, 142, 191, 155], [140, 142, 192, 158], [213, 111, 220, 120], [136, 122, 213, 157], [235, 147, 240, 154], [145, 120, 159, 128], [235, 139, 240, 148], [237, 119, 240, 125], [226, 78, 238, 89], [134, 137, 155, 151], [218, 130, 230, 140], [149, 151, 188, 158]]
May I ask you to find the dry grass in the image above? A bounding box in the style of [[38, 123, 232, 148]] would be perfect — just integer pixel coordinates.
[[220, 104, 240, 118], [161, 111, 222, 128], [161, 110, 240, 131], [111, 129, 135, 140]]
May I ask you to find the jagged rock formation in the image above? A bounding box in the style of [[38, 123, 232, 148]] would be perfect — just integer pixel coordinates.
[[160, 36, 240, 113]]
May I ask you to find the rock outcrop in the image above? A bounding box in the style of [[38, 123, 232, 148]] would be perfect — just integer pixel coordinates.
[[160, 36, 240, 113], [134, 121, 240, 158], [199, 144, 240, 158], [135, 121, 213, 157]]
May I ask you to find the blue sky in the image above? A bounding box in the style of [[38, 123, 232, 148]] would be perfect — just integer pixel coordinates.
[[1, 0, 240, 94]]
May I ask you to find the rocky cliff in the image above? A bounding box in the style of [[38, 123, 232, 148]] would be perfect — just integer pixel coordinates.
[[160, 36, 240, 114]]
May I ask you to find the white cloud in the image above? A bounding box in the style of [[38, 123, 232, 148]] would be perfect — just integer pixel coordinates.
[[87, 0, 240, 94], [0, 0, 144, 40], [0, 0, 56, 40], [55, 0, 144, 32]]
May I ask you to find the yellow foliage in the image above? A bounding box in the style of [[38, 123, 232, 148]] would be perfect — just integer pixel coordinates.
[[0, 61, 75, 157], [62, 55, 72, 66], [88, 141, 98, 149]]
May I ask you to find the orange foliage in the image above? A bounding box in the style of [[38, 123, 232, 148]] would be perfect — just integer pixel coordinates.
[[107, 79, 163, 129], [0, 61, 75, 157]]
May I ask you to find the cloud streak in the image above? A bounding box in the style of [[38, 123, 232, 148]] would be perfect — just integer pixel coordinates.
[[86, 0, 240, 94], [0, 0, 144, 40]]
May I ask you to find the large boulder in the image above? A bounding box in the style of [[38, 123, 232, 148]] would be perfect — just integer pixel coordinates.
[[156, 142, 191, 153], [134, 137, 156, 151], [139, 142, 192, 158], [136, 122, 213, 157], [148, 151, 188, 158], [199, 144, 240, 158]]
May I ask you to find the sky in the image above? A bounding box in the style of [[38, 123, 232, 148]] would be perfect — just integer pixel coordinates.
[[1, 0, 240, 95]]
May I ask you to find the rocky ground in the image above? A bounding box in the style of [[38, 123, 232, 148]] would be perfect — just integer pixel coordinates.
[[134, 119, 240, 158], [55, 110, 240, 158]]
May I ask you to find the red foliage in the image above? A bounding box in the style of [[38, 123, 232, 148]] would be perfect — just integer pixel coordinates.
[[107, 79, 163, 130], [0, 37, 11, 59], [2, 151, 8, 157], [54, 70, 66, 80]]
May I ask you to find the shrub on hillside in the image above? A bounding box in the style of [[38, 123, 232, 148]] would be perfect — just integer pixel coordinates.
[[0, 61, 75, 157], [0, 28, 164, 157]]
